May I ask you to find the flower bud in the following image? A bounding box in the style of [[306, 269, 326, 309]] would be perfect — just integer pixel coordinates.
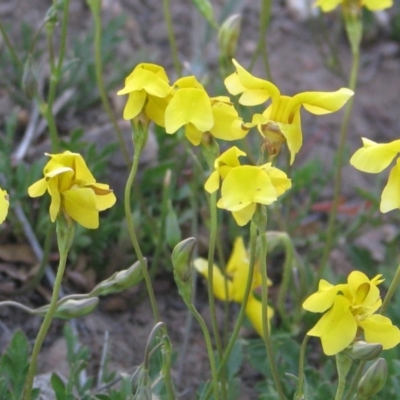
[[89, 260, 143, 297], [34, 297, 99, 319], [218, 14, 241, 61], [347, 341, 382, 361], [357, 358, 387, 399], [21, 55, 38, 100], [131, 366, 152, 400], [171, 237, 197, 303]]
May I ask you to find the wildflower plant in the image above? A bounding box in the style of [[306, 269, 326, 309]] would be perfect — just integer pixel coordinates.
[[1, 1, 400, 400]]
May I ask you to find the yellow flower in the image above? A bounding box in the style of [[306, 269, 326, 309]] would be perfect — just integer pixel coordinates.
[[0, 188, 9, 224], [28, 151, 116, 229], [164, 76, 213, 145], [303, 271, 400, 355], [194, 237, 273, 336], [315, 0, 393, 12], [117, 63, 172, 121], [350, 137, 400, 213], [204, 146, 291, 226], [225, 59, 353, 164]]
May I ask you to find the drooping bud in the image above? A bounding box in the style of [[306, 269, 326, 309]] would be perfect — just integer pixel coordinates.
[[21, 55, 38, 100], [218, 14, 241, 62], [34, 297, 99, 319], [171, 237, 197, 303], [89, 260, 143, 297], [131, 365, 152, 400], [347, 341, 382, 361], [357, 358, 387, 400]]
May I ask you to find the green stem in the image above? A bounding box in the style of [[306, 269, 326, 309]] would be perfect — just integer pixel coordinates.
[[124, 124, 160, 323], [162, 0, 182, 77], [343, 360, 366, 400], [90, 2, 131, 167], [318, 35, 360, 282], [125, 122, 175, 399], [203, 220, 258, 400], [190, 305, 220, 400], [334, 353, 352, 400], [380, 263, 400, 316], [294, 336, 309, 400], [0, 301, 34, 314], [207, 192, 223, 361], [23, 219, 75, 400], [249, 0, 272, 80], [42, 0, 71, 152], [258, 212, 285, 400], [0, 18, 23, 70]]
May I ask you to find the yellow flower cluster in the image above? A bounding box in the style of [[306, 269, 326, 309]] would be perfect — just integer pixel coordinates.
[[303, 271, 400, 355], [194, 237, 273, 337], [315, 0, 393, 12], [28, 151, 116, 229]]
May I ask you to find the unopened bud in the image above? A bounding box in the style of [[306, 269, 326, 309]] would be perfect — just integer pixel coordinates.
[[90, 260, 143, 297], [347, 341, 382, 361], [21, 55, 38, 100], [357, 358, 387, 400], [34, 297, 99, 319], [218, 14, 241, 60], [131, 366, 152, 400], [171, 237, 197, 303]]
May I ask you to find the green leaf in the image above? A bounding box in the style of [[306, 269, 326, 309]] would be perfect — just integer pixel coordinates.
[[189, 0, 217, 28], [227, 339, 244, 380], [51, 373, 68, 400]]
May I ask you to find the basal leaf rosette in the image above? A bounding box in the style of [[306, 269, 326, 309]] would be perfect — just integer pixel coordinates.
[[225, 59, 353, 164], [28, 151, 116, 229], [303, 271, 400, 355]]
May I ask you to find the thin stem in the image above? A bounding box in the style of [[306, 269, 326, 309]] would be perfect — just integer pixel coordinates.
[[249, 0, 272, 80], [23, 221, 75, 400], [0, 301, 34, 314], [207, 192, 223, 361], [125, 122, 175, 399], [335, 353, 352, 400], [124, 127, 160, 323], [190, 305, 220, 399], [90, 2, 131, 167], [380, 263, 400, 316], [258, 216, 285, 400], [203, 220, 258, 400], [294, 336, 309, 400], [162, 0, 182, 77], [343, 360, 366, 400], [318, 42, 360, 282], [0, 18, 23, 70]]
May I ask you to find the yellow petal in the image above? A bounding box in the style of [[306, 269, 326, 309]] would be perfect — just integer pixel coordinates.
[[145, 94, 171, 127], [0, 188, 9, 224], [288, 88, 354, 117], [123, 91, 146, 120], [363, 0, 393, 11], [218, 166, 277, 212], [231, 204, 256, 226], [63, 188, 99, 229], [224, 59, 280, 106], [381, 159, 400, 213], [359, 315, 400, 349], [278, 112, 302, 165], [28, 178, 48, 198], [314, 0, 342, 11], [48, 177, 61, 222], [303, 280, 348, 313], [193, 258, 232, 300], [165, 88, 213, 133], [308, 295, 357, 355], [214, 146, 246, 171], [261, 164, 292, 196], [350, 138, 400, 173], [245, 295, 274, 337], [204, 171, 220, 194], [185, 123, 204, 146]]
